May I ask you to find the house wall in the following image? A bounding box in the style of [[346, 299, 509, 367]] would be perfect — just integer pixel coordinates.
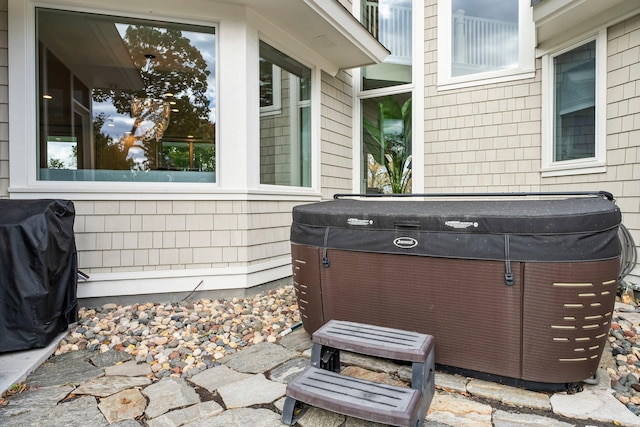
[[0, 0, 7, 198], [424, 1, 542, 193], [423, 1, 639, 282], [73, 200, 295, 273], [3, 0, 362, 298], [69, 70, 353, 298], [538, 15, 640, 281], [320, 70, 355, 199]]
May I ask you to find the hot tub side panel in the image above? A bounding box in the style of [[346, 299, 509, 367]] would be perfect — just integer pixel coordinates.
[[316, 249, 524, 380], [522, 259, 619, 383], [291, 244, 325, 334]]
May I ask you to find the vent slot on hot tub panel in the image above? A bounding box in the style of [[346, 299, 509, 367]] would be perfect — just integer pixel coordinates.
[[522, 263, 618, 383]]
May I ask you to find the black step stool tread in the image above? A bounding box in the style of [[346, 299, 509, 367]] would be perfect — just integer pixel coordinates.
[[313, 320, 434, 363], [286, 366, 422, 427]]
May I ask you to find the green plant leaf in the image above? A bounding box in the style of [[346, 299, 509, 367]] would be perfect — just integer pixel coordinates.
[[362, 95, 412, 193]]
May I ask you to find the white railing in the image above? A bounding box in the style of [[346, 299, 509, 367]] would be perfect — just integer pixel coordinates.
[[453, 9, 518, 71], [364, 1, 412, 65]]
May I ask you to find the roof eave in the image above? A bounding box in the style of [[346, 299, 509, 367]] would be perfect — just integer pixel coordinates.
[[224, 0, 389, 75]]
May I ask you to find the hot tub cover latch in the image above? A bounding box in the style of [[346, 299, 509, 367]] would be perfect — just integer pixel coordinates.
[[504, 235, 514, 286], [322, 228, 331, 268]]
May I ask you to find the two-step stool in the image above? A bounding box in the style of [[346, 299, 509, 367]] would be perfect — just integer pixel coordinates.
[[281, 320, 435, 427]]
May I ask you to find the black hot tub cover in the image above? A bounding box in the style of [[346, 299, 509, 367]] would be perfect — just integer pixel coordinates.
[[290, 194, 622, 263]]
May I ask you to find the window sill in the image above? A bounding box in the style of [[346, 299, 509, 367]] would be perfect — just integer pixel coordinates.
[[438, 68, 536, 92], [541, 162, 606, 178], [7, 184, 323, 201]]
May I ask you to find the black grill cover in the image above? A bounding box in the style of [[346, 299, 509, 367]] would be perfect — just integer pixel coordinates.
[[291, 196, 622, 262], [0, 199, 78, 353]]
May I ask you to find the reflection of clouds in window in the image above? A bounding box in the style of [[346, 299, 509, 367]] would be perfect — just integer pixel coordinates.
[[93, 101, 134, 139], [374, 0, 412, 62], [452, 0, 517, 22], [451, 1, 519, 75], [126, 146, 147, 169], [377, 0, 411, 19], [47, 140, 77, 169]]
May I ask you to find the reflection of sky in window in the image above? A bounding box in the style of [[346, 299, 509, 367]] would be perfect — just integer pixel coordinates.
[[47, 140, 78, 169], [377, 0, 412, 60], [184, 30, 217, 123], [452, 0, 517, 22], [94, 102, 134, 139], [378, 0, 412, 18], [452, 0, 519, 71]]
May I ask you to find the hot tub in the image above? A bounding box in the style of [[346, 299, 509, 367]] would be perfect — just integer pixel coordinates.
[[289, 192, 621, 390]]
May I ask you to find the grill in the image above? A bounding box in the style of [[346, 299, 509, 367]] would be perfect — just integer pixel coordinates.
[[0, 199, 78, 353]]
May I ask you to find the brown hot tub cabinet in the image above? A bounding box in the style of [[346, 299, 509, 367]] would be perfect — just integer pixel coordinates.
[[290, 193, 622, 390]]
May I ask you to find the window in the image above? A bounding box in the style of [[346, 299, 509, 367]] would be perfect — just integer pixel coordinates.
[[361, 0, 412, 90], [541, 32, 606, 176], [438, 0, 534, 88], [259, 41, 312, 187], [359, 0, 414, 194], [362, 94, 412, 194], [37, 9, 217, 183], [553, 41, 596, 161]]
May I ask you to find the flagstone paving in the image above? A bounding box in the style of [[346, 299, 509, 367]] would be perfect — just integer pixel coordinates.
[[1, 325, 638, 427], [1, 299, 640, 426]]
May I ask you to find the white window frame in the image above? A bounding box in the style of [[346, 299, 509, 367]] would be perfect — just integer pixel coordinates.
[[540, 29, 607, 177], [8, 0, 323, 200], [8, 0, 227, 199], [437, 0, 535, 91]]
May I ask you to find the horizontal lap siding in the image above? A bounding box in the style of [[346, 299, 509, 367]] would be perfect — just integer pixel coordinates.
[[540, 15, 640, 278], [423, 1, 638, 277], [321, 70, 354, 199], [424, 0, 542, 193], [74, 200, 295, 273]]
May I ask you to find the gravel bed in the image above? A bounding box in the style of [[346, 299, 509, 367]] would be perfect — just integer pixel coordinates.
[[55, 285, 301, 379], [55, 285, 637, 416], [610, 296, 640, 416]]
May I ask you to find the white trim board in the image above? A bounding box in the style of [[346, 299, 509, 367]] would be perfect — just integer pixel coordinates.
[[77, 258, 292, 298]]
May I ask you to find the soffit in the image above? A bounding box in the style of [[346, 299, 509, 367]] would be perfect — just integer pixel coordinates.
[[533, 0, 640, 50], [217, 0, 389, 74]]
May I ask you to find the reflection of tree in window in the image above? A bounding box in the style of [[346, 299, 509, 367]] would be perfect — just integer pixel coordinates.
[[260, 58, 274, 108], [93, 25, 215, 172]]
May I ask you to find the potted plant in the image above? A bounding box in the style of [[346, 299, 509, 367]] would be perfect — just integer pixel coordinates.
[[362, 96, 412, 194]]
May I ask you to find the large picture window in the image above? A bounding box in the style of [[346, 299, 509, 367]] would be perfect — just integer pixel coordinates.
[[259, 41, 312, 187], [37, 9, 217, 182]]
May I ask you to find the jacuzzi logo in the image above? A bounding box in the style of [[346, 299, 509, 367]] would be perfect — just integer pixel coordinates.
[[393, 237, 418, 249]]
